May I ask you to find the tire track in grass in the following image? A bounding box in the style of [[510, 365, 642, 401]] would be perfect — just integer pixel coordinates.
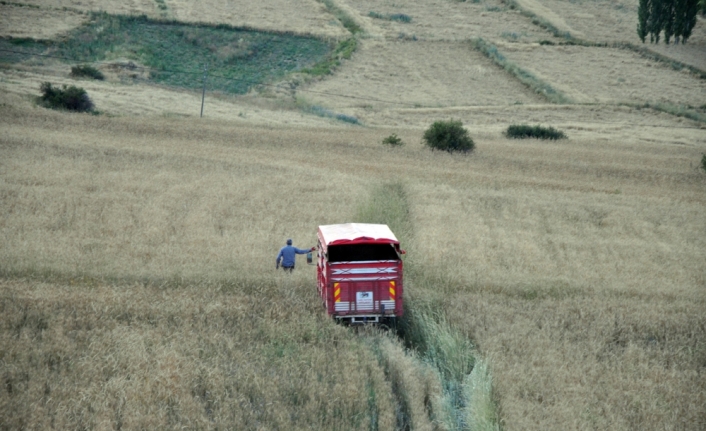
[[355, 183, 500, 431]]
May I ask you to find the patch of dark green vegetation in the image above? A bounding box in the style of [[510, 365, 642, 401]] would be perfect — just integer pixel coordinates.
[[307, 105, 360, 124], [423, 119, 475, 153], [1, 13, 332, 94], [70, 64, 104, 80], [382, 134, 404, 146], [0, 37, 48, 62], [368, 11, 412, 23], [0, 1, 41, 8], [38, 82, 94, 113], [301, 37, 357, 76], [505, 124, 567, 140]]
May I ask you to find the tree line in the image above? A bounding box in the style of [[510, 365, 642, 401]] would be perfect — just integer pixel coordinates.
[[637, 0, 701, 43]]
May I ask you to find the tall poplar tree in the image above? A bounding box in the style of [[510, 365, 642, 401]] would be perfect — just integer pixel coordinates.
[[638, 0, 700, 43], [638, 0, 651, 42]]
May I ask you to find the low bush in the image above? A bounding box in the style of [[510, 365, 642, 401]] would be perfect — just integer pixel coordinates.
[[382, 134, 404, 146], [308, 105, 360, 124], [423, 120, 474, 153], [39, 82, 94, 112], [389, 13, 412, 23], [701, 154, 706, 173], [369, 12, 412, 22], [505, 124, 566, 140], [70, 64, 104, 80]]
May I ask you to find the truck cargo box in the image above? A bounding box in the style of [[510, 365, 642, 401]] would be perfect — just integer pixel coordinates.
[[316, 223, 404, 324]]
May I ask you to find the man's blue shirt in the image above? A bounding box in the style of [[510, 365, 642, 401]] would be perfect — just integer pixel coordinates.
[[276, 245, 309, 267]]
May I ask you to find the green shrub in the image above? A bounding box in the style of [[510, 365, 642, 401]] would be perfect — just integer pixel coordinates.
[[701, 154, 706, 172], [70, 64, 104, 80], [382, 134, 404, 146], [39, 82, 94, 112], [389, 13, 412, 22], [368, 12, 412, 22], [505, 124, 566, 140], [308, 105, 359, 124], [423, 120, 475, 153]]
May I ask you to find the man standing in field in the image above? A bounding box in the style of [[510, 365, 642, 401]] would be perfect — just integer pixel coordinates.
[[276, 239, 315, 272]]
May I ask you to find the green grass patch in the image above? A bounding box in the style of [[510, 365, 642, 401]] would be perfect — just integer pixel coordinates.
[[472, 38, 572, 104], [1, 13, 332, 94], [0, 37, 49, 62], [301, 37, 357, 76], [382, 134, 404, 146], [307, 105, 360, 124], [505, 124, 567, 140]]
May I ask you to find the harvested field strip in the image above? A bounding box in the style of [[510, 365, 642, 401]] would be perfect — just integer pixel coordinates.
[[355, 183, 500, 430], [502, 0, 706, 79], [472, 38, 572, 104]]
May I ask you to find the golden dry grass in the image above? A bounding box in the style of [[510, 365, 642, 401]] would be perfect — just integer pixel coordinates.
[[2, 89, 705, 429], [0, 4, 88, 39], [11, 0, 348, 39], [301, 39, 545, 111], [1, 279, 402, 430], [500, 44, 706, 105], [2, 0, 706, 429]]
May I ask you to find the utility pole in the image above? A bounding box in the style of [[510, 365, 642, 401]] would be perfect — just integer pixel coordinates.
[[200, 64, 208, 118]]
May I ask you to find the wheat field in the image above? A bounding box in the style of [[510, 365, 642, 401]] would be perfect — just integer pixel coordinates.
[[2, 0, 706, 429]]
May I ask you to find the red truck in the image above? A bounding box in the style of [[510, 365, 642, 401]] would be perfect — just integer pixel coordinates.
[[316, 223, 405, 324]]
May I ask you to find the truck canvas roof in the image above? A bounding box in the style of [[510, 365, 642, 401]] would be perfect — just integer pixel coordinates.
[[318, 223, 399, 246]]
